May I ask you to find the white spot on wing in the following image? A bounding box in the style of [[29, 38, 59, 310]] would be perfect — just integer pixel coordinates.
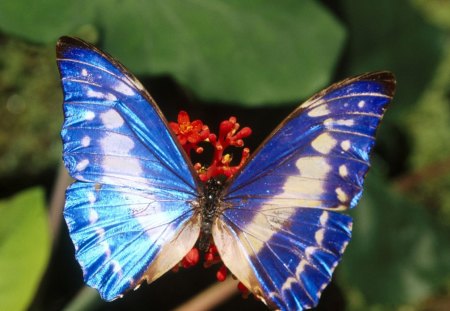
[[98, 133, 147, 185], [341, 140, 351, 151], [85, 111, 95, 120], [244, 157, 333, 250], [112, 260, 122, 273], [305, 246, 316, 258], [88, 192, 96, 204], [335, 119, 354, 126], [81, 136, 91, 147], [323, 118, 333, 126], [96, 227, 105, 239], [358, 100, 365, 108], [102, 158, 143, 181], [340, 240, 349, 254], [76, 159, 89, 171], [89, 208, 99, 223], [335, 187, 348, 203], [133, 77, 146, 91], [100, 133, 135, 154], [315, 228, 325, 245], [100, 241, 111, 257], [319, 211, 329, 226], [311, 133, 337, 154], [324, 118, 354, 127], [307, 99, 330, 117], [100, 109, 124, 129], [281, 276, 298, 291], [281, 260, 307, 291], [87, 89, 117, 101], [296, 156, 331, 178], [81, 68, 88, 76], [114, 81, 135, 96], [107, 93, 117, 101], [295, 260, 307, 276], [339, 164, 348, 177], [95, 227, 112, 257]]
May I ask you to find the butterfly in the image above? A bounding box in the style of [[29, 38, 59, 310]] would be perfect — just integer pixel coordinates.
[[57, 36, 395, 310]]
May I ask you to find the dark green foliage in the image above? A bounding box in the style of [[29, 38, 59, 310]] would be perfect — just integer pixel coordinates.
[[340, 171, 450, 309], [0, 38, 62, 178]]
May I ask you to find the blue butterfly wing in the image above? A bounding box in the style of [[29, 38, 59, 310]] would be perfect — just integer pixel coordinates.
[[64, 182, 199, 300], [58, 37, 196, 192], [212, 72, 395, 310], [57, 37, 200, 300]]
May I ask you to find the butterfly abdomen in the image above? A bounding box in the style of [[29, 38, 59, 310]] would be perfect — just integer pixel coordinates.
[[198, 178, 226, 251]]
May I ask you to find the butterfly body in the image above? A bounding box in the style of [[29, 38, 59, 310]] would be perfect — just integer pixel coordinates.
[[197, 178, 226, 251], [57, 36, 395, 310]]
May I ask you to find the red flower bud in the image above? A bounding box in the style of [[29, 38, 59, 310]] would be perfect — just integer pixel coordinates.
[[216, 265, 228, 282], [238, 282, 250, 299], [181, 247, 200, 268]]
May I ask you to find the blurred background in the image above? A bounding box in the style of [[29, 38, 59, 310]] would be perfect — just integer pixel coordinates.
[[0, 0, 449, 310]]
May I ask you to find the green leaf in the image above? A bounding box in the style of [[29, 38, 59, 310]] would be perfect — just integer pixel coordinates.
[[0, 0, 345, 106], [339, 171, 450, 308], [0, 188, 50, 311], [99, 0, 345, 105], [0, 1, 95, 43]]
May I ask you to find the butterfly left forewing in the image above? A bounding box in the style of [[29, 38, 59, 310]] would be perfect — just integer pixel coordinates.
[[212, 72, 395, 310], [57, 36, 198, 192]]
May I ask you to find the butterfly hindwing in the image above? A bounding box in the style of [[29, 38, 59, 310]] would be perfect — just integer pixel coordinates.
[[214, 207, 352, 310], [57, 37, 200, 300], [64, 182, 199, 300], [213, 72, 395, 310]]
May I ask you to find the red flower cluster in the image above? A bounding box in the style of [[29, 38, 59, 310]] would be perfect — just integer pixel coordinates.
[[170, 111, 210, 155], [170, 111, 252, 182], [169, 111, 252, 297]]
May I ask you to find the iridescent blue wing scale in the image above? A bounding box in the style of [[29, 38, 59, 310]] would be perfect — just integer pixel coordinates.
[[57, 37, 201, 300], [212, 72, 395, 310]]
